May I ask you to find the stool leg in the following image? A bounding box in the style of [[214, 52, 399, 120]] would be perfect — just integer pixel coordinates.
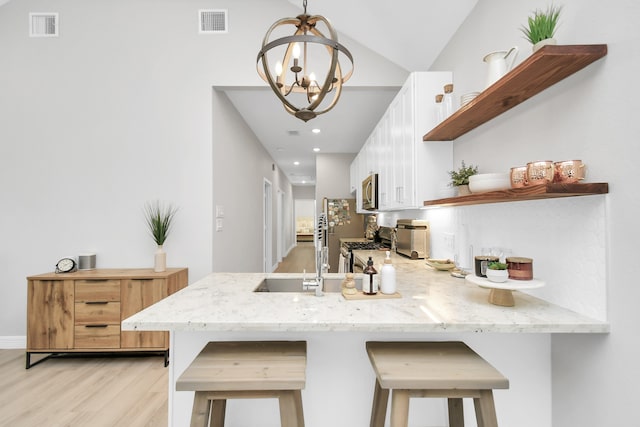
[[279, 390, 305, 427], [191, 392, 212, 427], [293, 390, 305, 427], [210, 399, 226, 427], [448, 398, 465, 427], [390, 389, 410, 427], [473, 390, 498, 427], [370, 379, 389, 427]]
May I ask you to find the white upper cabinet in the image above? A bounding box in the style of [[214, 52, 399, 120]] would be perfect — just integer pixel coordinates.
[[351, 71, 453, 212]]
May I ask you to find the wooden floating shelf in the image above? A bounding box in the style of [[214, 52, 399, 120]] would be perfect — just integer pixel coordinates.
[[423, 44, 608, 141], [423, 183, 609, 208]]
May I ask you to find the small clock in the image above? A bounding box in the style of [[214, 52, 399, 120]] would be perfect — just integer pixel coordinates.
[[55, 257, 77, 273]]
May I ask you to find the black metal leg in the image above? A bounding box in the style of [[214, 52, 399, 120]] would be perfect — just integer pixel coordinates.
[[164, 349, 170, 367], [26, 352, 53, 369]]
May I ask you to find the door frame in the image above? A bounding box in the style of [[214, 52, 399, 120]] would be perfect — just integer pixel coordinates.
[[263, 178, 273, 272]]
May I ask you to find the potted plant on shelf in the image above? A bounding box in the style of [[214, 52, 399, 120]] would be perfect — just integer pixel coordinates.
[[144, 200, 178, 272], [486, 261, 509, 283], [520, 5, 562, 52], [448, 161, 478, 196]]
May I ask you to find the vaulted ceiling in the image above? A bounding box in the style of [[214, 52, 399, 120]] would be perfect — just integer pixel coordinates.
[[222, 0, 478, 186], [1, 0, 478, 187]]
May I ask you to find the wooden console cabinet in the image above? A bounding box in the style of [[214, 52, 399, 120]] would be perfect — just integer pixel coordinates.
[[26, 268, 188, 368]]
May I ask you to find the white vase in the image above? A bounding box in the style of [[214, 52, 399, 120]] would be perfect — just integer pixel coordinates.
[[456, 185, 471, 196], [154, 245, 166, 272], [532, 38, 557, 53]]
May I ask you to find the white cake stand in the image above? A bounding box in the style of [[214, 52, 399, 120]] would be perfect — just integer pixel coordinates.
[[466, 274, 545, 307]]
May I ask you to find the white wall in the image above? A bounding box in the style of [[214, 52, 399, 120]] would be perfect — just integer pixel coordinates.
[[211, 89, 294, 272], [315, 153, 355, 214], [426, 1, 639, 426], [0, 0, 408, 338]]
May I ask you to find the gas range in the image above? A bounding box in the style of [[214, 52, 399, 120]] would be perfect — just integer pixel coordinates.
[[341, 241, 384, 251], [340, 238, 391, 273]]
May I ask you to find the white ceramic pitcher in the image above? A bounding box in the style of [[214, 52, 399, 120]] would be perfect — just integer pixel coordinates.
[[483, 47, 519, 89]]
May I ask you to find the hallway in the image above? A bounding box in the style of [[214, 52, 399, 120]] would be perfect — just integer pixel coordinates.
[[274, 242, 315, 273]]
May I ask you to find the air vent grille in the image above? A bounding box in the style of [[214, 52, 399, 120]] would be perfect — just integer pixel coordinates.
[[30, 13, 58, 37], [199, 9, 228, 34]]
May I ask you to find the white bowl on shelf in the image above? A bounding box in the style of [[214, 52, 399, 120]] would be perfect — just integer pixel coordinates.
[[468, 173, 511, 193]]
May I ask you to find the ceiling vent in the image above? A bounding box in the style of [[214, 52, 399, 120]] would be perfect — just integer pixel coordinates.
[[287, 130, 300, 136], [29, 13, 58, 37], [199, 9, 228, 34]]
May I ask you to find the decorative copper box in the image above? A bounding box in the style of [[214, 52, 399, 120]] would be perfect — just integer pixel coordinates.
[[506, 257, 533, 280]]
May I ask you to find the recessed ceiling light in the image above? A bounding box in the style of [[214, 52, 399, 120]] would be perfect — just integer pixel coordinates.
[[313, 147, 320, 152], [294, 161, 300, 166], [312, 128, 321, 134]]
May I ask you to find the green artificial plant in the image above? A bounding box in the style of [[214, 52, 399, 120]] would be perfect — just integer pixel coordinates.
[[448, 161, 478, 187], [520, 5, 562, 44], [144, 200, 178, 246], [488, 261, 508, 270]]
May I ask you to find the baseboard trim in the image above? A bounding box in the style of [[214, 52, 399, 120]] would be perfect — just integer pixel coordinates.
[[0, 336, 26, 349]]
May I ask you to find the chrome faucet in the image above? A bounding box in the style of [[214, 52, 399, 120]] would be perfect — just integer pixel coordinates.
[[303, 213, 328, 296]]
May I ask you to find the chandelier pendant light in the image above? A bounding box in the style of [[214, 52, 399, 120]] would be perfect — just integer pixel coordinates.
[[257, 0, 354, 122]]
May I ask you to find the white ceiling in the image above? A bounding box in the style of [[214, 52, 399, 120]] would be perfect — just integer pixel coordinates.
[[221, 0, 477, 186]]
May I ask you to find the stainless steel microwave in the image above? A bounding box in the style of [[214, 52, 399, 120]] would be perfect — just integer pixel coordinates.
[[362, 174, 378, 210]]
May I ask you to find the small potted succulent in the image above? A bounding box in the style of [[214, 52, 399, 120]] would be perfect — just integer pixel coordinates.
[[448, 161, 478, 196], [486, 261, 509, 283], [520, 5, 562, 52]]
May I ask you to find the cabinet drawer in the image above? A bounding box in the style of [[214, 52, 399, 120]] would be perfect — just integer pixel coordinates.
[[75, 280, 120, 302], [74, 324, 120, 348], [75, 302, 121, 324]]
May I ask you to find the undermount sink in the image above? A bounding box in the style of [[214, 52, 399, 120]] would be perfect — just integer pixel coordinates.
[[254, 277, 350, 293]]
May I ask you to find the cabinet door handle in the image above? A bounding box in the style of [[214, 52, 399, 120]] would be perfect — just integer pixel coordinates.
[[85, 301, 109, 305], [85, 324, 109, 328]]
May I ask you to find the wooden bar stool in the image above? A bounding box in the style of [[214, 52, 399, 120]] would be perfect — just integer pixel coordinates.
[[366, 341, 509, 427], [176, 341, 307, 427]]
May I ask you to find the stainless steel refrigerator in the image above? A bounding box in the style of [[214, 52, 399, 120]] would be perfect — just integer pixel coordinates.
[[323, 198, 365, 273]]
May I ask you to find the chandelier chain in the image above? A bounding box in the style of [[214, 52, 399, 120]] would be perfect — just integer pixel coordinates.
[[303, 0, 307, 14]]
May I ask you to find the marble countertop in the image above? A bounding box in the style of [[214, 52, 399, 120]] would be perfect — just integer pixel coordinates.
[[122, 250, 609, 334]]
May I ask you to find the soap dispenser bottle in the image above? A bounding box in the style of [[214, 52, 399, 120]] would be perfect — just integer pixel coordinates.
[[362, 256, 378, 295], [380, 251, 397, 294]]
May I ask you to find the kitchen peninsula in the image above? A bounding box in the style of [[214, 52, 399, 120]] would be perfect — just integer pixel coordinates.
[[122, 252, 607, 427]]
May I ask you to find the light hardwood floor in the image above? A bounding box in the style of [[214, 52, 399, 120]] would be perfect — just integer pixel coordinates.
[[0, 245, 314, 426], [274, 242, 315, 273], [0, 350, 168, 426]]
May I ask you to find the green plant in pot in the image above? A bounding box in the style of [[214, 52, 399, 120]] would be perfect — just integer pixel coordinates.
[[448, 161, 478, 196], [520, 5, 562, 52], [486, 261, 509, 283], [144, 200, 178, 272]]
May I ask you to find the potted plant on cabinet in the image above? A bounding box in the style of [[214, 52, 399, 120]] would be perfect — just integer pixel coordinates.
[[486, 261, 509, 283], [144, 200, 178, 272], [448, 161, 478, 196], [520, 5, 562, 52]]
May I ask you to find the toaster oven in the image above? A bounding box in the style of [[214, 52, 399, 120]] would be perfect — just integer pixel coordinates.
[[396, 219, 429, 259]]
